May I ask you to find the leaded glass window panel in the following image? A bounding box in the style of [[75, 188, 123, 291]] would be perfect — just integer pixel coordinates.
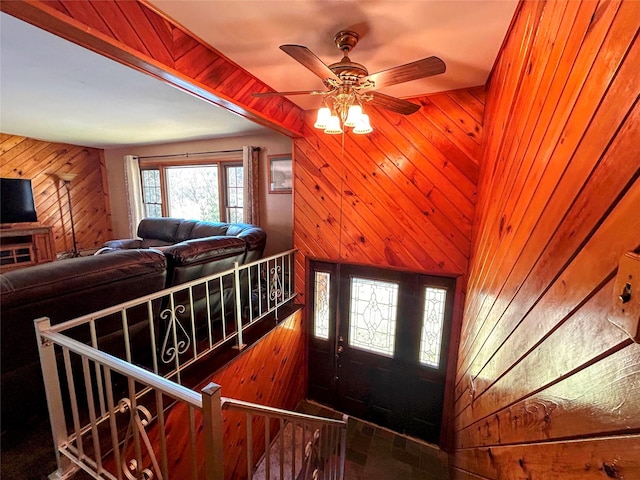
[[225, 165, 244, 223], [349, 277, 399, 357], [141, 169, 162, 217], [419, 287, 447, 367], [313, 271, 331, 340]]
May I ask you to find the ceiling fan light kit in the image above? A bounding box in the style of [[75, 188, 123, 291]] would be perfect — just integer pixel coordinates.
[[252, 30, 446, 136]]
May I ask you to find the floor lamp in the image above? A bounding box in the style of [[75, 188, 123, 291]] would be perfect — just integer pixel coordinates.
[[56, 172, 79, 257]]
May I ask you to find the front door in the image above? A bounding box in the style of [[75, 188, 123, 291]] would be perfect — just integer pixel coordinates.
[[308, 262, 455, 444]]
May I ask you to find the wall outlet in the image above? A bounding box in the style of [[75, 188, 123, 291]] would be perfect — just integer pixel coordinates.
[[609, 252, 640, 343]]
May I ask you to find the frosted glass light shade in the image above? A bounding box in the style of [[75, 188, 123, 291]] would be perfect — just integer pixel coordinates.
[[56, 172, 77, 182], [353, 114, 373, 134], [314, 107, 331, 129], [344, 105, 363, 127], [324, 115, 343, 134]]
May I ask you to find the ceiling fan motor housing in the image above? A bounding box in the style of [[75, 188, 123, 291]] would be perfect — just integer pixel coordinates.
[[334, 31, 359, 53], [330, 30, 368, 81]]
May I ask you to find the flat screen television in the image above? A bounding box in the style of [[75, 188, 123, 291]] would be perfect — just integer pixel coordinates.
[[1, 178, 38, 225]]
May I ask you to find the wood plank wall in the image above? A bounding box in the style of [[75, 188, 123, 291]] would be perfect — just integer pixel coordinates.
[[452, 0, 640, 478], [292, 88, 483, 281], [0, 133, 112, 253], [292, 87, 484, 447]]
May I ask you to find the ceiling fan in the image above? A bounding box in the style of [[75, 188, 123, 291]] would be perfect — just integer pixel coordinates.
[[252, 30, 446, 125]]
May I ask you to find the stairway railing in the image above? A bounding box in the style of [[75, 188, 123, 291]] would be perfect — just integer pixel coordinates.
[[34, 249, 346, 479], [222, 398, 348, 480]]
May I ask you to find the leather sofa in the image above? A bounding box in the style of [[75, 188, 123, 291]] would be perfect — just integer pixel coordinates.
[[103, 219, 268, 337], [0, 219, 267, 435], [102, 218, 267, 287], [0, 249, 167, 432]]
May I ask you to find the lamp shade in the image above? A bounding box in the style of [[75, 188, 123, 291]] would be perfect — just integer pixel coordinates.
[[314, 107, 331, 129], [344, 105, 363, 127], [353, 114, 373, 134], [56, 172, 77, 182], [324, 115, 343, 135]]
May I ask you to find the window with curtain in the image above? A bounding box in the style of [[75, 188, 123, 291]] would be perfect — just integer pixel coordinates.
[[139, 160, 243, 222]]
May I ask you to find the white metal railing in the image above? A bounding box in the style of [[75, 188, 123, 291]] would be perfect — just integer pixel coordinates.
[[35, 249, 348, 479], [47, 249, 298, 385], [222, 398, 348, 480]]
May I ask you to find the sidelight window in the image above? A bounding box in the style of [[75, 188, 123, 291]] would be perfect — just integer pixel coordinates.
[[313, 271, 331, 340], [419, 287, 447, 368], [225, 165, 244, 223]]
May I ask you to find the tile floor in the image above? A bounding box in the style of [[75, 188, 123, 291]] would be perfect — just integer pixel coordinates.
[[297, 400, 449, 480]]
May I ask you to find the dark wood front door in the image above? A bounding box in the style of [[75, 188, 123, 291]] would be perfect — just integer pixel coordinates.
[[308, 262, 455, 444]]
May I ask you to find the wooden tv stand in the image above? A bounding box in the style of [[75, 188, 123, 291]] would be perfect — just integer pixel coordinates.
[[0, 224, 56, 272]]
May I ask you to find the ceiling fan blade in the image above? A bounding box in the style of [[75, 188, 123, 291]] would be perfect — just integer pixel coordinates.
[[252, 90, 326, 98], [368, 92, 421, 115], [362, 56, 446, 89], [280, 45, 341, 82]]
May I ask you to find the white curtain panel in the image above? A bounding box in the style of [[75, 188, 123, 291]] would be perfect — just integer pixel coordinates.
[[124, 155, 145, 238], [243, 146, 260, 225]]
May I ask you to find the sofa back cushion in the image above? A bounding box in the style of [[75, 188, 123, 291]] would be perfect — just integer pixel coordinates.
[[137, 217, 184, 242], [190, 221, 230, 238], [175, 219, 199, 242]]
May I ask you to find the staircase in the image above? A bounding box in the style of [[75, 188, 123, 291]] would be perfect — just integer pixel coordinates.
[[253, 420, 347, 480]]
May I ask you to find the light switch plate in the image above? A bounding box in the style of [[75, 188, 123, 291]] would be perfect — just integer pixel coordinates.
[[609, 251, 640, 342]]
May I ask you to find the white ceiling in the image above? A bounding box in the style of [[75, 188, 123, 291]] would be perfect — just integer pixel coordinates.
[[0, 1, 518, 149], [0, 12, 271, 149]]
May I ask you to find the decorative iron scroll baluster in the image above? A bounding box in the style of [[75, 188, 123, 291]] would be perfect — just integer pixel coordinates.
[[160, 304, 190, 364], [269, 264, 283, 303], [118, 398, 162, 480]]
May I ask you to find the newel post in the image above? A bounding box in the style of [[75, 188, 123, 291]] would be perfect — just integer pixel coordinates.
[[35, 317, 75, 479], [202, 382, 224, 480]]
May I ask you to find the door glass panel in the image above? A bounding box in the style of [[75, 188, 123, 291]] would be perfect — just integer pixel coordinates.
[[419, 287, 447, 367], [349, 277, 399, 357], [313, 271, 331, 340]]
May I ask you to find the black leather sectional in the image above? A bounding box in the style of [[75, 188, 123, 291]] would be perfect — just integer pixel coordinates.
[[0, 218, 266, 434]]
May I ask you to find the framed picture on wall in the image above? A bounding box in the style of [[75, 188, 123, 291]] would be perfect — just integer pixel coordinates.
[[268, 154, 292, 193]]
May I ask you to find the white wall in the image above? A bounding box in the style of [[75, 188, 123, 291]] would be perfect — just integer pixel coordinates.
[[103, 131, 293, 256]]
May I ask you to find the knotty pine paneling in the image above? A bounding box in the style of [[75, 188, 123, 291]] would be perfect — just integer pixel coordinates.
[[292, 86, 483, 286], [452, 1, 640, 478], [293, 87, 483, 449], [0, 134, 112, 254], [0, 0, 306, 137]]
